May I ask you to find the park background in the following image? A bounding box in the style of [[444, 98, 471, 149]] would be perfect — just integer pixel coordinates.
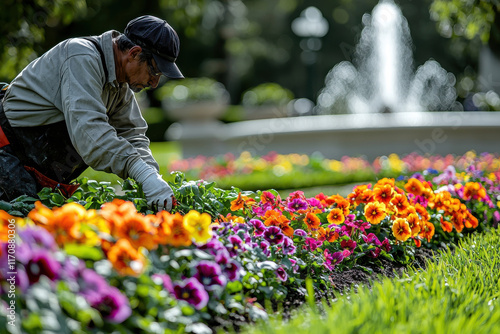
[[1, 0, 499, 193]]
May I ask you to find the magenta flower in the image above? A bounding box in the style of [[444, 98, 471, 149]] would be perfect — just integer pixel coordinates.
[[287, 198, 308, 212], [259, 241, 271, 257], [173, 278, 209, 310], [227, 235, 244, 257], [88, 286, 131, 323], [306, 197, 323, 209], [25, 250, 61, 284], [194, 261, 227, 290], [381, 238, 392, 253], [341, 239, 357, 252], [281, 237, 296, 255], [362, 233, 382, 246], [152, 273, 174, 294], [249, 219, 267, 237], [197, 237, 225, 256], [493, 211, 500, 228], [305, 237, 322, 251], [324, 249, 344, 271], [78, 268, 109, 300], [263, 226, 284, 245], [289, 259, 299, 273], [275, 266, 288, 282], [368, 247, 382, 258], [215, 251, 241, 281]]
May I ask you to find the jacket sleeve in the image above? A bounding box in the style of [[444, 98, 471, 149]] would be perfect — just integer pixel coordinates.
[[59, 53, 144, 179], [107, 88, 160, 172]]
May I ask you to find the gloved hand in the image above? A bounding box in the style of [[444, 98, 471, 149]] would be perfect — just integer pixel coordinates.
[[128, 159, 173, 211]]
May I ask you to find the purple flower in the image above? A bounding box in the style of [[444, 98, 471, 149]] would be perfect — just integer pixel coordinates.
[[294, 229, 307, 237], [88, 286, 131, 323], [259, 241, 271, 257], [152, 273, 174, 294], [287, 198, 308, 212], [324, 249, 344, 271], [249, 219, 267, 237], [19, 225, 57, 251], [493, 211, 500, 228], [263, 226, 284, 245], [173, 278, 209, 310], [25, 250, 60, 284], [215, 251, 241, 281], [194, 261, 227, 290], [227, 235, 244, 257], [197, 237, 225, 256], [275, 267, 288, 282], [79, 268, 109, 300], [281, 237, 296, 255]]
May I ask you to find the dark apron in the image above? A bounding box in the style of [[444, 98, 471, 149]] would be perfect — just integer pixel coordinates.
[[0, 90, 87, 201]]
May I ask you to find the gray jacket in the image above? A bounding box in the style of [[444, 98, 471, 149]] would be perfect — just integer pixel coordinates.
[[2, 30, 159, 179]]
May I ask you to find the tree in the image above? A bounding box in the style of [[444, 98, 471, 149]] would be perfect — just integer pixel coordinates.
[[0, 0, 90, 81]]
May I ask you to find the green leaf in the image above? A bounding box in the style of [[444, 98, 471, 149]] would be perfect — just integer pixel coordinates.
[[63, 243, 103, 261]]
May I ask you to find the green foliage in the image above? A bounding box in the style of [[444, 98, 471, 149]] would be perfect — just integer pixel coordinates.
[[242, 83, 294, 107], [239, 228, 500, 334], [430, 0, 498, 43], [155, 77, 229, 106], [0, 0, 90, 81]]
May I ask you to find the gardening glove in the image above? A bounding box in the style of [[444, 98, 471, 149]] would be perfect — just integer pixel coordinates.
[[128, 159, 173, 211]]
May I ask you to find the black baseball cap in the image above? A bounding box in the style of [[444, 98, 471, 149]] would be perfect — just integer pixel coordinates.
[[125, 15, 184, 79]]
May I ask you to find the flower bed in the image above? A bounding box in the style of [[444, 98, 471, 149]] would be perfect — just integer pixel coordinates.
[[0, 159, 499, 333], [166, 151, 500, 191]]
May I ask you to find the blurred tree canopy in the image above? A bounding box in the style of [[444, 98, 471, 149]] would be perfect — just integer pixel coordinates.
[[1, 0, 467, 106]]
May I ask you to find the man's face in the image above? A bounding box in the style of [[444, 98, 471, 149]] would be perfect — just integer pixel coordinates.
[[124, 48, 162, 93]]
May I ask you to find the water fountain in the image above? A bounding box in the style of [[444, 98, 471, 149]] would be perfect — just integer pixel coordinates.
[[166, 0, 500, 159], [316, 0, 462, 114]]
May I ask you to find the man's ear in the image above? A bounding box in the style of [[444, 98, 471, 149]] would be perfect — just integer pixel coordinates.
[[128, 46, 142, 61]]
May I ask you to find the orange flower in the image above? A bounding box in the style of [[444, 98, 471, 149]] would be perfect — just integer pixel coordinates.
[[450, 214, 464, 233], [230, 192, 245, 211], [404, 178, 425, 196], [327, 208, 345, 225], [413, 238, 421, 248], [230, 192, 255, 211], [364, 202, 386, 225], [406, 213, 421, 236], [164, 213, 192, 247], [107, 238, 146, 276], [463, 182, 487, 200], [372, 184, 394, 205], [375, 178, 395, 188], [392, 218, 411, 242], [440, 217, 453, 232], [28, 201, 83, 245], [419, 220, 435, 242], [114, 212, 157, 250], [153, 211, 172, 245], [315, 193, 335, 207], [464, 211, 478, 229], [333, 197, 350, 217], [101, 199, 138, 235], [414, 203, 430, 221], [0, 211, 16, 243], [347, 185, 372, 205], [429, 191, 451, 211], [304, 212, 321, 230], [390, 194, 410, 217], [317, 226, 339, 243]]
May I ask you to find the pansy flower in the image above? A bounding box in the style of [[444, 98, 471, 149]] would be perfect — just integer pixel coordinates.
[[259, 240, 271, 257], [194, 260, 227, 290], [275, 266, 288, 282], [372, 184, 394, 205], [88, 286, 132, 323], [323, 249, 344, 271], [227, 235, 244, 257], [106, 239, 145, 276], [419, 220, 435, 242], [249, 219, 267, 237], [173, 278, 209, 310], [263, 226, 284, 245], [183, 210, 213, 244], [364, 202, 386, 225], [327, 208, 345, 225], [304, 212, 321, 230], [281, 237, 296, 255], [404, 178, 425, 196], [164, 213, 192, 247], [287, 198, 308, 212], [392, 218, 411, 242]]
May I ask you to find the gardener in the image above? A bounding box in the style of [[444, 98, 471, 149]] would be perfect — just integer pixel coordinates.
[[0, 15, 183, 211]]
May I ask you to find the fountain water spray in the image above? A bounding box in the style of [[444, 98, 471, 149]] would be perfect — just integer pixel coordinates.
[[316, 0, 462, 114]]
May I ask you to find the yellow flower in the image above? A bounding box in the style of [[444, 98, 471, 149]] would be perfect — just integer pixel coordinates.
[[183, 210, 213, 244], [392, 218, 411, 242]]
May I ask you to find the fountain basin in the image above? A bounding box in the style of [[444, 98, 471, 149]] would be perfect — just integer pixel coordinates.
[[165, 112, 500, 159]]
